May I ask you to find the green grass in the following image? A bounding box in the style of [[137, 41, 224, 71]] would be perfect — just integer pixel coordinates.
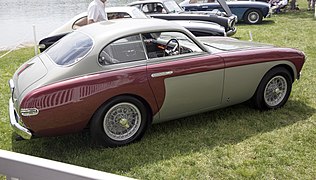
[[1, 2, 316, 179]]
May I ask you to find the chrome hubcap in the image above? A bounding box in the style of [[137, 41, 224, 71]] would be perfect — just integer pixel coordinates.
[[248, 12, 259, 23], [103, 102, 141, 141], [264, 76, 287, 107]]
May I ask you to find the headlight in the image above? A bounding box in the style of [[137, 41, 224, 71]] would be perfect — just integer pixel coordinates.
[[227, 19, 234, 29]]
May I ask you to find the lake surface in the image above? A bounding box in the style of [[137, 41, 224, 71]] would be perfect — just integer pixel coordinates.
[[0, 0, 153, 51]]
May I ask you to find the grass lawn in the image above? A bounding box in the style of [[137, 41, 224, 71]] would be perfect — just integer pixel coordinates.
[[1, 2, 316, 179]]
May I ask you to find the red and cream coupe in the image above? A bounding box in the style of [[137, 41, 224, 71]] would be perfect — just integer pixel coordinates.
[[9, 19, 305, 147]]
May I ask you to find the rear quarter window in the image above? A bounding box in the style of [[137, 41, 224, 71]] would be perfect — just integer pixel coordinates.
[[46, 32, 93, 66]]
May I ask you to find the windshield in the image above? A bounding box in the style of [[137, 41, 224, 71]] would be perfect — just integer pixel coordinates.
[[46, 32, 93, 66], [131, 8, 148, 18], [164, 1, 183, 13]]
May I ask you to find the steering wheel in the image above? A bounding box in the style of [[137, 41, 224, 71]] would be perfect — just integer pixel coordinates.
[[164, 38, 180, 56]]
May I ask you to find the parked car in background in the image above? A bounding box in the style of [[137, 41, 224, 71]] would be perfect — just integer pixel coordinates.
[[180, 0, 270, 24], [128, 0, 237, 36], [38, 6, 226, 52], [9, 19, 305, 147]]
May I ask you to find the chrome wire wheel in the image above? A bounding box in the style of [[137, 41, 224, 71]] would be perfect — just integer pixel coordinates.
[[264, 75, 288, 107], [103, 102, 141, 141]]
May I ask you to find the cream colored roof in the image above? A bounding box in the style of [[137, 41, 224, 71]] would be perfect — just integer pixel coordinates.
[[78, 18, 188, 50]]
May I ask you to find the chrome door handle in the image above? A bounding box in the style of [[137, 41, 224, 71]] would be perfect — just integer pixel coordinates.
[[151, 71, 173, 78]]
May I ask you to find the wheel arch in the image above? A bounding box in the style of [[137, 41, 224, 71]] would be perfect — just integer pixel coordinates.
[[87, 93, 153, 129], [251, 63, 295, 99], [250, 64, 294, 110], [272, 64, 295, 82], [243, 8, 262, 18]]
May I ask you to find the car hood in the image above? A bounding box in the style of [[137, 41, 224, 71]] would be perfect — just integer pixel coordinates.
[[217, 0, 233, 16], [198, 37, 274, 52], [13, 55, 48, 100], [226, 1, 270, 8], [174, 20, 224, 29], [180, 0, 233, 16]]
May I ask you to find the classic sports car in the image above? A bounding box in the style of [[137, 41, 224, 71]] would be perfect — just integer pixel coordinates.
[[128, 0, 237, 36], [38, 6, 226, 52], [9, 19, 305, 147], [180, 0, 270, 24]]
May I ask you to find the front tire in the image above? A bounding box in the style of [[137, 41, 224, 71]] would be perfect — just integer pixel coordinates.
[[244, 9, 263, 24], [90, 96, 149, 147], [252, 67, 293, 110]]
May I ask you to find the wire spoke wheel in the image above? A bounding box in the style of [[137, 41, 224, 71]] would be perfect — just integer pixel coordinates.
[[264, 76, 287, 107], [90, 96, 148, 147], [251, 67, 292, 110], [103, 102, 141, 141]]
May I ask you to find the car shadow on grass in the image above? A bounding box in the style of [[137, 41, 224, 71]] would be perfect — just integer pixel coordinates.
[[237, 20, 275, 26], [11, 99, 315, 176]]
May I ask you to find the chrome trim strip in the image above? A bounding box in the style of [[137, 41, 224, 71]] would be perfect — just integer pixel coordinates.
[[21, 108, 39, 117], [9, 98, 32, 140], [151, 71, 173, 78]]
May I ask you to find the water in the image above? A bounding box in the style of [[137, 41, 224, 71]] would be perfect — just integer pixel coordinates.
[[0, 0, 142, 51]]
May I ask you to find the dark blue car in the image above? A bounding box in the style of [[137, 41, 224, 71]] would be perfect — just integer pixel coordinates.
[[180, 0, 270, 24]]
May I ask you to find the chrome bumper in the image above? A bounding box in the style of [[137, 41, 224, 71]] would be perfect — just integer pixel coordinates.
[[9, 98, 32, 140], [226, 27, 237, 36], [8, 79, 32, 140]]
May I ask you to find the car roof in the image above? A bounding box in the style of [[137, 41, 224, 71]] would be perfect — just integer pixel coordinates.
[[129, 0, 171, 5], [105, 6, 140, 13], [78, 18, 189, 47]]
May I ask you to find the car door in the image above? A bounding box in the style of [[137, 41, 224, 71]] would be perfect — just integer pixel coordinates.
[[142, 31, 225, 123]]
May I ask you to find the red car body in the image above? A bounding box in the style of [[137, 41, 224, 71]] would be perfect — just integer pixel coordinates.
[[9, 19, 305, 146]]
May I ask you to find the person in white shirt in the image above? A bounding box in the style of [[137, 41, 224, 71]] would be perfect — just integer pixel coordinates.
[[87, 0, 108, 24]]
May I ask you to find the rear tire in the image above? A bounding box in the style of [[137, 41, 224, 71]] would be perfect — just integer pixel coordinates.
[[244, 9, 263, 24], [252, 67, 293, 110], [90, 96, 149, 147]]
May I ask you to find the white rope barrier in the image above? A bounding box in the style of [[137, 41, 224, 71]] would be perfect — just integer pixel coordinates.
[[0, 42, 23, 59], [0, 25, 39, 59]]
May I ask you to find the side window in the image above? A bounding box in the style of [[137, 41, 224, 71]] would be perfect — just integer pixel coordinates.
[[156, 3, 167, 13], [99, 35, 146, 65], [189, 0, 214, 3], [108, 12, 131, 20], [142, 31, 204, 59], [141, 3, 166, 13], [142, 3, 155, 13], [73, 16, 88, 30]]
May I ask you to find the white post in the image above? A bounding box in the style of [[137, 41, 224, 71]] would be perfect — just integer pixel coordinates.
[[315, 8, 316, 18], [33, 25, 38, 55], [249, 31, 253, 41]]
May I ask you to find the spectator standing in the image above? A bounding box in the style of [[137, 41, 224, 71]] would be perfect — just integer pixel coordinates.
[[270, 0, 288, 13], [87, 0, 108, 24], [307, 0, 315, 10]]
